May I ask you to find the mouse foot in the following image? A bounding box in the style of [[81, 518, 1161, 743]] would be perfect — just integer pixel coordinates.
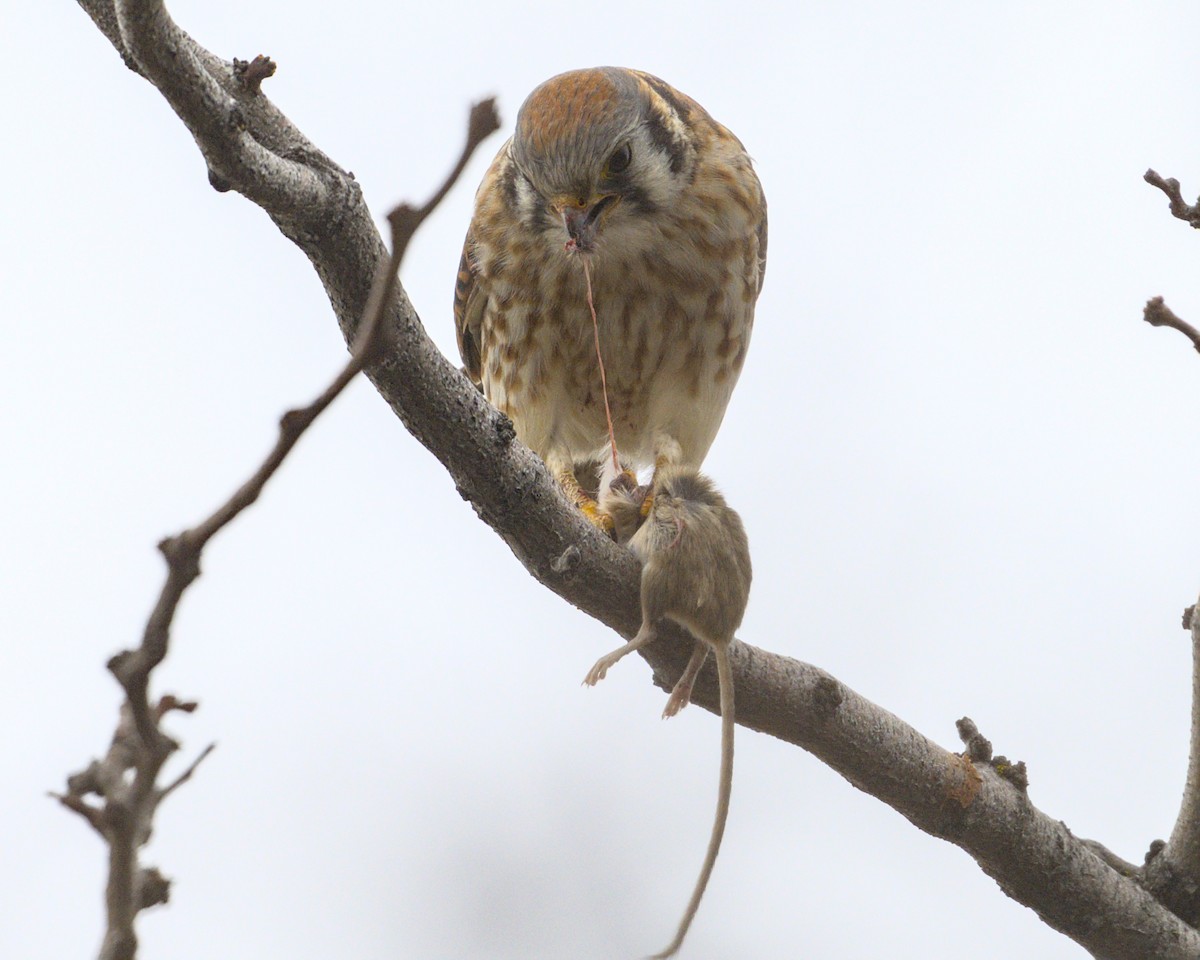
[[583, 626, 657, 688], [662, 687, 691, 718], [661, 642, 710, 719]]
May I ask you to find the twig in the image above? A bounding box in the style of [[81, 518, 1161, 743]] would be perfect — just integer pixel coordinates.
[[398, 98, 500, 234], [1143, 297, 1200, 354], [1144, 169, 1200, 229], [57, 97, 496, 960], [156, 743, 216, 803]]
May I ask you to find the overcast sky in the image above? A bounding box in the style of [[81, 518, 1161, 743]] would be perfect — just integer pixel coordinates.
[[7, 2, 1200, 958]]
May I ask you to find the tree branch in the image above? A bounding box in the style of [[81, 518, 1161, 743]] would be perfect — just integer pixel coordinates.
[[1145, 169, 1200, 229], [1144, 296, 1200, 354], [1144, 599, 1200, 923], [1136, 173, 1200, 927], [71, 4, 1200, 956], [56, 79, 494, 957], [1173, 598, 1200, 868]]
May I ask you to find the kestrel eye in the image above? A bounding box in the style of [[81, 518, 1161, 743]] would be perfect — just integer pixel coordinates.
[[606, 143, 632, 176]]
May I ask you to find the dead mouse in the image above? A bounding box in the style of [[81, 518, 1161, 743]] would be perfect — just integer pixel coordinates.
[[585, 464, 752, 958]]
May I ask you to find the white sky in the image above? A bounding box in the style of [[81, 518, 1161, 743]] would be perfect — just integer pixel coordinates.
[[7, 2, 1200, 957]]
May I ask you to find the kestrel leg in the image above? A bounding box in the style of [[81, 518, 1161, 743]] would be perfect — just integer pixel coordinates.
[[640, 436, 685, 519], [546, 449, 615, 535], [584, 623, 657, 686], [598, 456, 644, 543], [662, 641, 710, 718]]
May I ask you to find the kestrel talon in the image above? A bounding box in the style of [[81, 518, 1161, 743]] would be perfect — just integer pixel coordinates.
[[454, 67, 767, 528]]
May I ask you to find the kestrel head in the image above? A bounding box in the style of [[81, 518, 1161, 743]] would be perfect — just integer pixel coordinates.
[[510, 67, 700, 253]]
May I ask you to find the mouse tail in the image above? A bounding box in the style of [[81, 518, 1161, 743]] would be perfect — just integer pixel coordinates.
[[648, 645, 735, 959]]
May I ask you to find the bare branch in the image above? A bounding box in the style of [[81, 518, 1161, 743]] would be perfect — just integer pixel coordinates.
[[1144, 296, 1200, 354], [1145, 589, 1200, 923], [70, 5, 1200, 957], [402, 98, 501, 231], [56, 700, 173, 960], [1145, 169, 1200, 229], [113, 0, 338, 210], [58, 69, 492, 956]]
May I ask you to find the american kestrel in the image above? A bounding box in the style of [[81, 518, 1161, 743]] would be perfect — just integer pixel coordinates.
[[454, 66, 767, 529]]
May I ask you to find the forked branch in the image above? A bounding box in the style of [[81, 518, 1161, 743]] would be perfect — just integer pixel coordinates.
[[1136, 169, 1200, 925], [1143, 599, 1200, 922], [54, 94, 496, 960]]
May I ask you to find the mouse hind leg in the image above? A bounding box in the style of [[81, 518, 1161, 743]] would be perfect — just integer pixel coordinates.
[[662, 641, 709, 718], [583, 623, 657, 686]]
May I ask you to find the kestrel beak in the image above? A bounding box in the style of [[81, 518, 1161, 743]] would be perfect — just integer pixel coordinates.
[[556, 195, 617, 252]]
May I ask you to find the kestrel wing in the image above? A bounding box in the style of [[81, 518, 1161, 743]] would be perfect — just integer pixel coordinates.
[[453, 227, 486, 385], [755, 199, 768, 295]]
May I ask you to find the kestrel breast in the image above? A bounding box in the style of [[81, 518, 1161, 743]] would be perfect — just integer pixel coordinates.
[[455, 69, 766, 473]]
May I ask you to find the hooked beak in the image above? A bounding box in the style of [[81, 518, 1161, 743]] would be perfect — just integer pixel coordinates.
[[556, 195, 617, 252]]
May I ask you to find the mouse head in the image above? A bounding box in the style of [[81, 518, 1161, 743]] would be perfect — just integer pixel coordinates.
[[651, 467, 727, 517]]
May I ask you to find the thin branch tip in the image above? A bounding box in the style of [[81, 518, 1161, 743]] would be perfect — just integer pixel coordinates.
[[954, 718, 1026, 788], [468, 97, 502, 148], [233, 54, 276, 93], [956, 716, 994, 762], [159, 742, 217, 802], [1144, 168, 1200, 228], [396, 93, 502, 251], [1143, 297, 1200, 354], [367, 98, 502, 347]]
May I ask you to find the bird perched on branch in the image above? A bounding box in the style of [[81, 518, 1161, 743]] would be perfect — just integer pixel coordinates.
[[454, 66, 767, 530]]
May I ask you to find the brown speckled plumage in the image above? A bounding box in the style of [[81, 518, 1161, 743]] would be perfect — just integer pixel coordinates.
[[455, 66, 767, 498]]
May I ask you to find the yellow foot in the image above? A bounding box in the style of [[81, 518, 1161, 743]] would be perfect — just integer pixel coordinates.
[[639, 450, 678, 518], [553, 461, 624, 536], [578, 497, 615, 535], [552, 464, 616, 535]]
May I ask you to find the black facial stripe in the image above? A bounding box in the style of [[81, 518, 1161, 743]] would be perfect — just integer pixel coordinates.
[[641, 111, 686, 176], [500, 158, 522, 213], [640, 73, 691, 125]]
